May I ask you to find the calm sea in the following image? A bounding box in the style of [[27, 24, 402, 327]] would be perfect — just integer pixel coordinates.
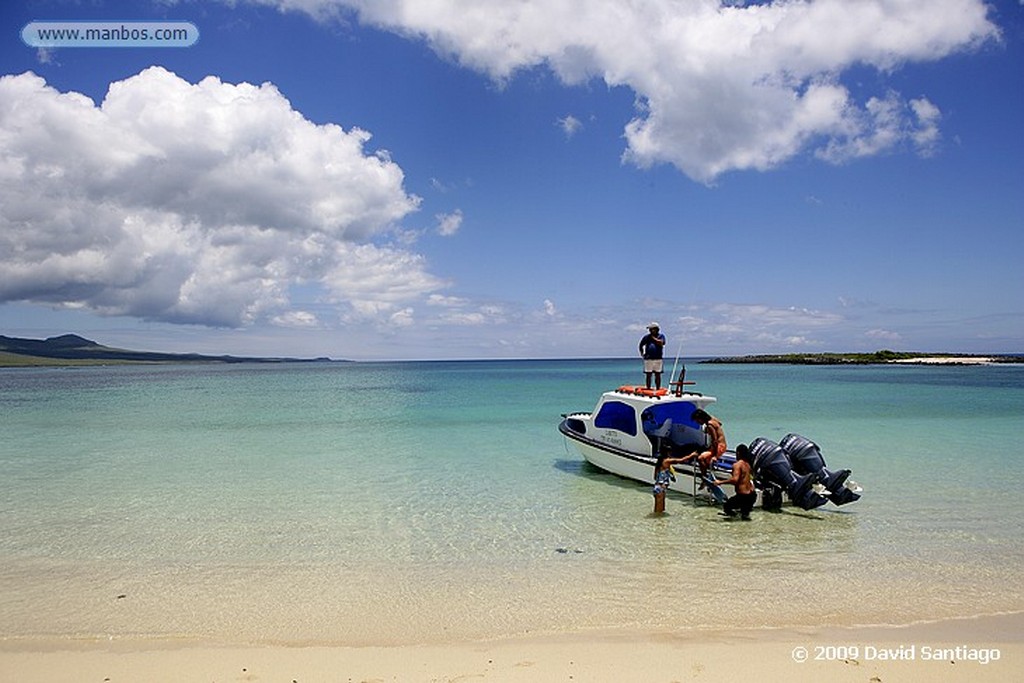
[[1, 359, 1022, 645]]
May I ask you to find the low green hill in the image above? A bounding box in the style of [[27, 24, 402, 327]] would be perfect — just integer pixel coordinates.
[[0, 334, 336, 366]]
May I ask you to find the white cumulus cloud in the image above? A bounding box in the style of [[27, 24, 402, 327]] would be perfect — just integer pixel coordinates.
[[666, 302, 844, 348], [254, 0, 999, 182], [0, 67, 445, 327], [435, 209, 463, 236], [557, 114, 582, 138], [866, 328, 903, 343]]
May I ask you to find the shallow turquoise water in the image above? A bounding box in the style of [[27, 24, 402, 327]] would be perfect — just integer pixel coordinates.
[[1, 360, 1022, 644]]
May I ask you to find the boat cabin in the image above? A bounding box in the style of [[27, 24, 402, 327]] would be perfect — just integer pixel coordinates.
[[562, 386, 718, 458]]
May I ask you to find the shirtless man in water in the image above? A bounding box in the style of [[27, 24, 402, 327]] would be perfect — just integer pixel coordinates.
[[719, 444, 756, 520], [686, 409, 726, 484]]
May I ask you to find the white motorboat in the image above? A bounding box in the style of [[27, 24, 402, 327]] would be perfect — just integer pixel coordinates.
[[558, 374, 862, 509], [558, 382, 730, 500]]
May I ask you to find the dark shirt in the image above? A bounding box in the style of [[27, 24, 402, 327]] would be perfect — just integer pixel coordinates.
[[639, 333, 666, 360]]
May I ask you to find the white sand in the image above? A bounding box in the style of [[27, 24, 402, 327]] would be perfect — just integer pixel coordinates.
[[2, 613, 1020, 682], [891, 356, 999, 364]]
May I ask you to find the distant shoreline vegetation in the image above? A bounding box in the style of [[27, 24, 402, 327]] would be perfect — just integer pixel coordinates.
[[701, 350, 1024, 365], [2, 335, 1022, 368]]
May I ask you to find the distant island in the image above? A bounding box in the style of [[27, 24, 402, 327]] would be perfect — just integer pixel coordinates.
[[701, 350, 1024, 365], [0, 334, 337, 367]]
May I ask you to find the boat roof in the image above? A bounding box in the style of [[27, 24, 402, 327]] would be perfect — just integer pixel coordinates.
[[601, 385, 717, 406]]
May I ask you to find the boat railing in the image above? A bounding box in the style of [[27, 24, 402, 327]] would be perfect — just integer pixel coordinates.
[[669, 365, 699, 396]]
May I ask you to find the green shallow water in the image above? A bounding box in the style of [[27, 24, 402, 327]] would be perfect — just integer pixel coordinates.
[[1, 359, 1022, 644]]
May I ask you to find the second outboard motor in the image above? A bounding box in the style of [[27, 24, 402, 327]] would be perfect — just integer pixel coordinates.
[[780, 433, 861, 506], [643, 417, 705, 456], [749, 437, 829, 510]]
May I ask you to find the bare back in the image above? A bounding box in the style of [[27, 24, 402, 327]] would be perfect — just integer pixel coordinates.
[[734, 459, 754, 495]]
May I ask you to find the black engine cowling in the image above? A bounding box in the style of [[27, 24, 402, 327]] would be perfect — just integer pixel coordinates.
[[749, 437, 829, 510], [780, 433, 861, 506]]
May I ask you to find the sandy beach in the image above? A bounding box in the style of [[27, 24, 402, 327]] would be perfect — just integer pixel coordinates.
[[890, 356, 1001, 365], [2, 613, 1020, 682]]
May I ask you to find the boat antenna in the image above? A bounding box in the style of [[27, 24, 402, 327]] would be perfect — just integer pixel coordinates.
[[668, 285, 700, 386], [668, 333, 685, 388]]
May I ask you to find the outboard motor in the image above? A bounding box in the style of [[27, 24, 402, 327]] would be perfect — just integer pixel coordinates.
[[642, 412, 706, 456], [758, 480, 785, 512], [749, 437, 829, 510], [645, 417, 673, 452], [780, 434, 861, 506]]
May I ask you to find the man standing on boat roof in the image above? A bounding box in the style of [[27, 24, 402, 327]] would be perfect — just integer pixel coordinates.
[[638, 322, 666, 390]]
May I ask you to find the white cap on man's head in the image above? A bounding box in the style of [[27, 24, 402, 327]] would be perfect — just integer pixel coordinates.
[[648, 322, 660, 329]]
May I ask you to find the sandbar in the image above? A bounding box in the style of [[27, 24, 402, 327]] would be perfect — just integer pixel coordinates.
[[890, 356, 999, 364]]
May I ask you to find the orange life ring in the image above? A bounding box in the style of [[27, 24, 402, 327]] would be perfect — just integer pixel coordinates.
[[617, 385, 667, 397]]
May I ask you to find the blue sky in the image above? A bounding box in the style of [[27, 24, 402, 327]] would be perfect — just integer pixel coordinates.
[[1, 0, 1021, 360]]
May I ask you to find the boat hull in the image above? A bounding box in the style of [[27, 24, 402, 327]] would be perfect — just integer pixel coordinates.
[[559, 420, 731, 499]]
